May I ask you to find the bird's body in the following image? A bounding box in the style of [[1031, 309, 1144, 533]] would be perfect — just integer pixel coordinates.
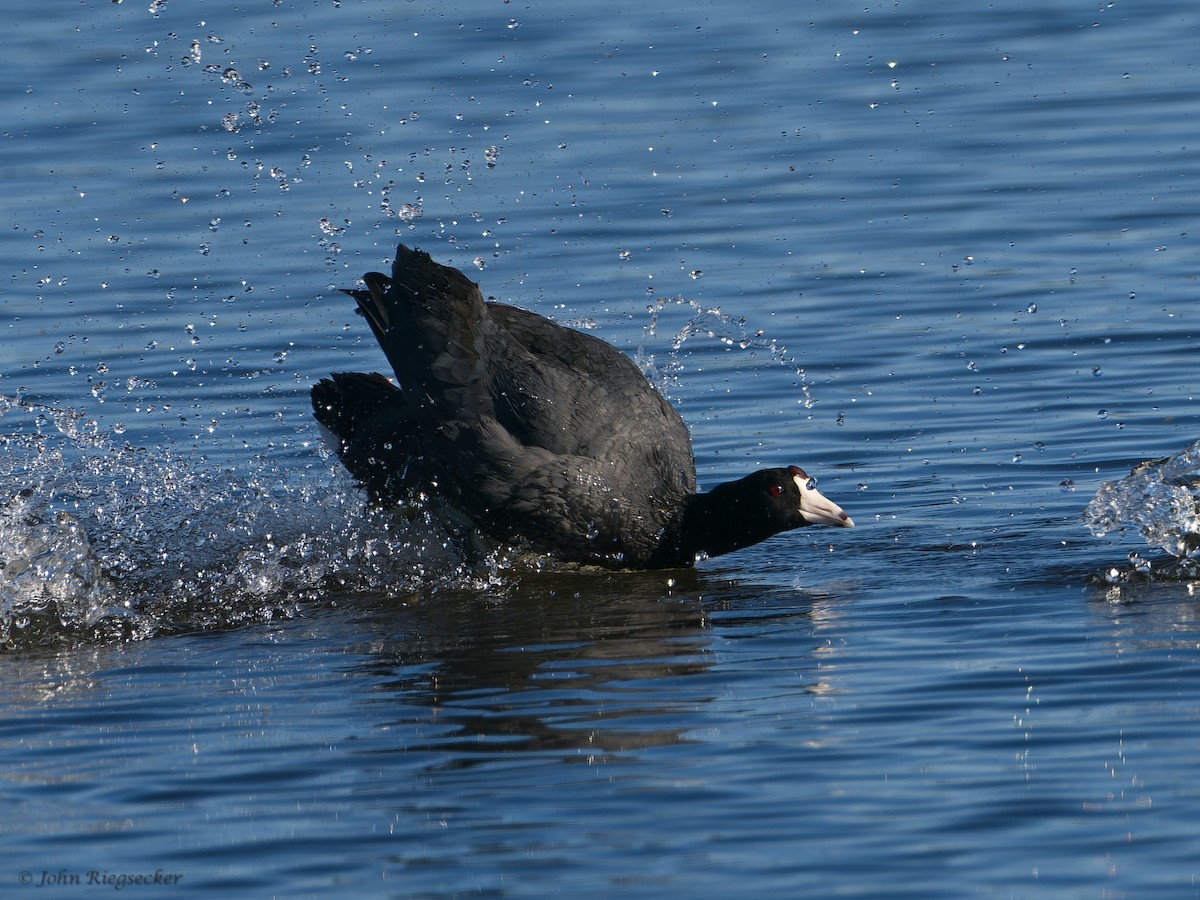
[[313, 245, 852, 569]]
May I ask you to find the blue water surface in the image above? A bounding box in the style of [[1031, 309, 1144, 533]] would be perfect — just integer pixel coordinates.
[[3, 0, 1200, 896]]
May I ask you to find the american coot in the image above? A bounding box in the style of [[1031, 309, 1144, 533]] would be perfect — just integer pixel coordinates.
[[312, 244, 853, 569]]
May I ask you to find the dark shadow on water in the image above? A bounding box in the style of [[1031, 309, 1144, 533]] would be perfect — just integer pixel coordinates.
[[338, 567, 841, 766], [1079, 549, 1200, 656]]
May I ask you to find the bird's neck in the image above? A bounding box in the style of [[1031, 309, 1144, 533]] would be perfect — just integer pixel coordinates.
[[667, 485, 766, 565]]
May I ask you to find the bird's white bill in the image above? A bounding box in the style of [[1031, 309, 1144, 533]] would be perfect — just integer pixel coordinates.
[[794, 472, 855, 528]]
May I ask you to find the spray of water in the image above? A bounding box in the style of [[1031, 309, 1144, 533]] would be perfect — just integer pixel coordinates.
[[0, 393, 489, 651], [1083, 439, 1200, 579], [636, 295, 814, 409]]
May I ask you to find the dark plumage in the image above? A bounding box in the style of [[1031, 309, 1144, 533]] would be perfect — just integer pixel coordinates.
[[312, 245, 853, 569]]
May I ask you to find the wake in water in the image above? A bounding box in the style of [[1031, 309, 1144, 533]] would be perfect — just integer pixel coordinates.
[[0, 393, 484, 651], [1083, 438, 1200, 582]]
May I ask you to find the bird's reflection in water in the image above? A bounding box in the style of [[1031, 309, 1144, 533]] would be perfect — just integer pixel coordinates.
[[345, 568, 843, 766]]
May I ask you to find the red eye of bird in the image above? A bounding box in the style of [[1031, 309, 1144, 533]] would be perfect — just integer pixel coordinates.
[[769, 484, 785, 496]]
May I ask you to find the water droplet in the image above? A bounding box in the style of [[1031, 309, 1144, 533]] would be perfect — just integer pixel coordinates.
[[318, 217, 345, 237], [1128, 550, 1150, 573], [395, 203, 421, 223]]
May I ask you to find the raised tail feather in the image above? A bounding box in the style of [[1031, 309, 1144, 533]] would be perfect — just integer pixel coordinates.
[[311, 372, 420, 502]]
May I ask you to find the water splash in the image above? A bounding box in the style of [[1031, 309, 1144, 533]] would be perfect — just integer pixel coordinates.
[[0, 395, 481, 651], [637, 295, 814, 409], [1083, 438, 1200, 565]]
